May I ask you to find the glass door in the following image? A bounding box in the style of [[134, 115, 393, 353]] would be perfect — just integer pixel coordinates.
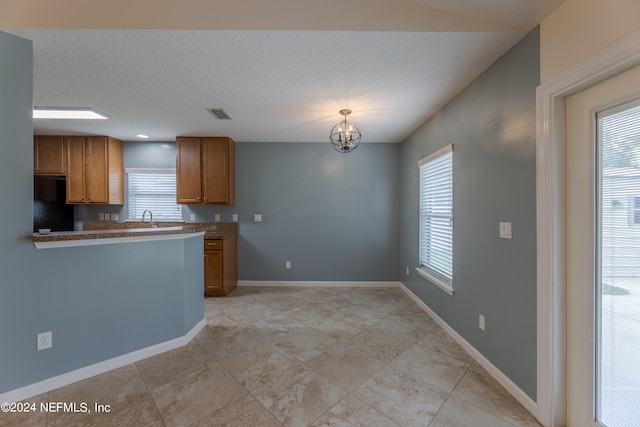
[[596, 100, 640, 427]]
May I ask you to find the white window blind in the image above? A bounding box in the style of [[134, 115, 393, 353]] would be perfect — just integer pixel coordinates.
[[127, 169, 182, 221], [417, 145, 453, 294], [596, 100, 640, 427]]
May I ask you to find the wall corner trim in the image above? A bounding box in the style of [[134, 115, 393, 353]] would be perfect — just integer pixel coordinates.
[[399, 283, 539, 419], [0, 318, 206, 403]]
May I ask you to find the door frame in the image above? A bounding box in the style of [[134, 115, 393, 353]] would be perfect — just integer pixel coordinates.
[[536, 30, 640, 426]]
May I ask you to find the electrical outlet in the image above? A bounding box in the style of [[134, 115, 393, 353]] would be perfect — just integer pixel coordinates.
[[286, 261, 291, 269], [254, 214, 262, 222], [98, 213, 105, 221], [479, 314, 485, 331], [37, 331, 52, 350], [190, 213, 196, 221], [214, 213, 221, 222], [110, 213, 118, 221], [232, 213, 238, 222]]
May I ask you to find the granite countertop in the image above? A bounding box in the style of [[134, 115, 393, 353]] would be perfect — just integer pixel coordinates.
[[33, 222, 238, 244]]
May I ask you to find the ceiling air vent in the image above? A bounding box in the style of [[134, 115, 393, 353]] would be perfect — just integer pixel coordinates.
[[206, 108, 232, 120]]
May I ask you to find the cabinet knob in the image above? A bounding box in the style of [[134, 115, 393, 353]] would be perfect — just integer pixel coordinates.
[[203, 197, 207, 201], [197, 196, 200, 200]]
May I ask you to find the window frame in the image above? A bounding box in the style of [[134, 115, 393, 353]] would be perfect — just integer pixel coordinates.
[[126, 168, 183, 222], [416, 144, 454, 296]]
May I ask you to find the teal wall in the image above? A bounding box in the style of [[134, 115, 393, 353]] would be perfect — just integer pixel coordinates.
[[0, 31, 204, 395], [399, 28, 539, 399]]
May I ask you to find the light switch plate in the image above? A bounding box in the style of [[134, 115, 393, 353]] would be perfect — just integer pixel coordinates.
[[214, 213, 221, 222], [110, 213, 118, 221], [499, 222, 512, 239], [232, 214, 238, 222], [190, 213, 196, 221], [254, 214, 262, 222]]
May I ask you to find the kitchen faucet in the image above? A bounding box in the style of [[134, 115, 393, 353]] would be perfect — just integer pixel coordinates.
[[141, 210, 157, 228]]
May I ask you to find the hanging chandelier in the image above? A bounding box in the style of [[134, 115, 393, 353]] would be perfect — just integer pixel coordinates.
[[330, 109, 361, 153]]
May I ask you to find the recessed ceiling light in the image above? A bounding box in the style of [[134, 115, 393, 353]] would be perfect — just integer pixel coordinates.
[[136, 134, 150, 139], [33, 108, 109, 120]]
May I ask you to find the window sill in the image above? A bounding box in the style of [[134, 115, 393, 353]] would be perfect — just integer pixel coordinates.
[[415, 267, 454, 296]]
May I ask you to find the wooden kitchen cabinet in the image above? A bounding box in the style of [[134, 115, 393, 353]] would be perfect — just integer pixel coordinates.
[[34, 136, 66, 175], [204, 237, 237, 296], [65, 136, 124, 204], [176, 137, 235, 205]]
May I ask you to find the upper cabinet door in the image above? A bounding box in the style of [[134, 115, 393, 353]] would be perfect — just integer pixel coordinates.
[[34, 136, 66, 175], [65, 136, 86, 203], [85, 136, 108, 203], [202, 137, 234, 204], [176, 137, 203, 203]]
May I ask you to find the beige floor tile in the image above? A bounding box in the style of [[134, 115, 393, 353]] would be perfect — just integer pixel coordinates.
[[340, 327, 416, 363], [246, 312, 304, 340], [220, 301, 282, 323], [195, 323, 269, 360], [205, 311, 242, 327], [417, 326, 474, 365], [310, 395, 400, 427], [148, 363, 247, 427], [284, 304, 337, 324], [369, 312, 437, 340], [0, 393, 47, 427], [190, 393, 283, 427], [217, 342, 303, 391], [429, 396, 514, 427], [306, 342, 387, 392], [252, 364, 348, 427], [258, 295, 306, 313], [333, 305, 391, 328], [269, 326, 337, 361], [354, 365, 449, 427], [47, 364, 163, 427], [452, 363, 541, 426], [389, 343, 471, 393], [136, 342, 214, 390], [307, 315, 362, 340]]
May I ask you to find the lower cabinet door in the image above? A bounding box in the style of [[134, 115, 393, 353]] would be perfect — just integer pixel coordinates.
[[204, 250, 223, 296]]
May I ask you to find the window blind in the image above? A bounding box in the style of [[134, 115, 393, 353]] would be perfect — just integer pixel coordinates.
[[596, 100, 640, 427], [127, 170, 182, 221], [418, 145, 453, 290]]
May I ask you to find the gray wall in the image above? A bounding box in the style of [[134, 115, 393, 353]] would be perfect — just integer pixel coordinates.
[[399, 28, 539, 399], [81, 140, 401, 282], [0, 31, 204, 395]]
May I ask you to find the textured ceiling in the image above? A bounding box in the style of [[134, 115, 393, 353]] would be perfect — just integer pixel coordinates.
[[1, 0, 564, 143]]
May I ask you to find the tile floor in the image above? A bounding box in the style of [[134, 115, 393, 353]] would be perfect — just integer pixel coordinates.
[[1, 286, 541, 427]]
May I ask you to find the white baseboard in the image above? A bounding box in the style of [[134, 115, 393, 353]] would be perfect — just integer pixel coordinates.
[[399, 283, 539, 418], [0, 318, 206, 403], [237, 280, 402, 288]]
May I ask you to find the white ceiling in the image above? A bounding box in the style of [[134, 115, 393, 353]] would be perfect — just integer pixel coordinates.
[[1, 0, 564, 143]]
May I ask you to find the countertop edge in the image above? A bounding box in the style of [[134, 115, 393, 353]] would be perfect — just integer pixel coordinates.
[[33, 230, 206, 250]]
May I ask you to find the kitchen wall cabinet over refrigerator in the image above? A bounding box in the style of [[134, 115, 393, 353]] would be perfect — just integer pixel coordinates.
[[34, 136, 66, 175], [66, 136, 124, 204], [176, 137, 235, 205]]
